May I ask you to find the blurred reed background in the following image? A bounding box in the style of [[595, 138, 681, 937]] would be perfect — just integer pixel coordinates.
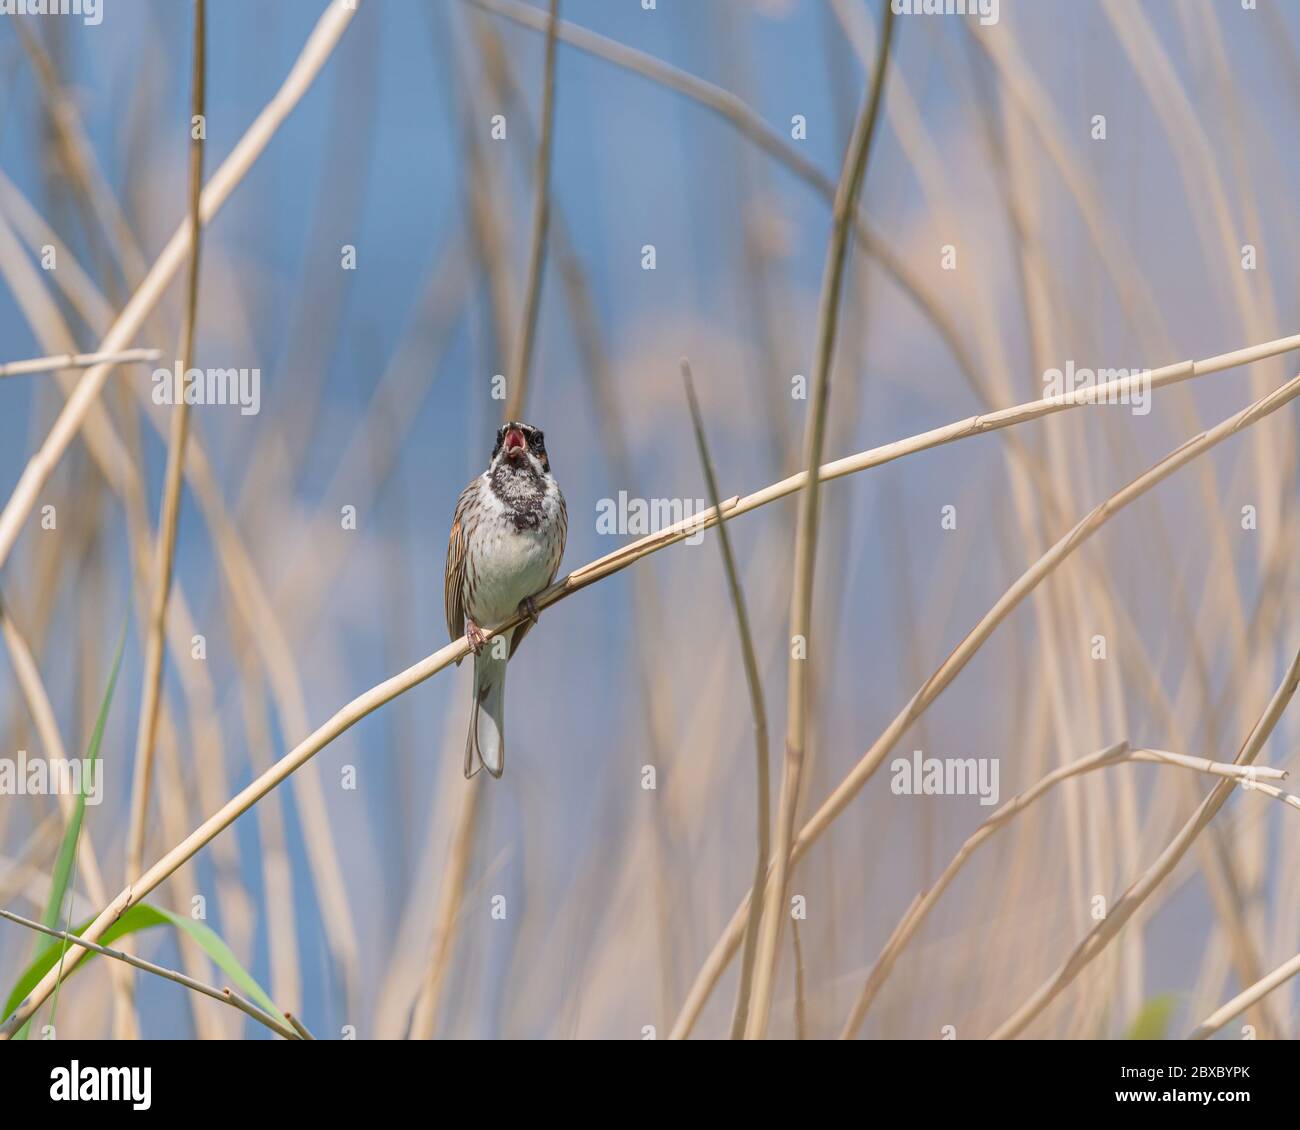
[[0, 0, 1298, 1040]]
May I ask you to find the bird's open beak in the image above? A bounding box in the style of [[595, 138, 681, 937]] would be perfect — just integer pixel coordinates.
[[505, 427, 526, 459]]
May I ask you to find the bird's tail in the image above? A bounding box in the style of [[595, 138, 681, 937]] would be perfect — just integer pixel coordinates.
[[465, 647, 507, 778]]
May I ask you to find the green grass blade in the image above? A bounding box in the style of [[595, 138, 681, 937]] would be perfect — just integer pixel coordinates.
[[4, 902, 285, 1030], [1126, 992, 1179, 1040], [15, 614, 127, 1039]]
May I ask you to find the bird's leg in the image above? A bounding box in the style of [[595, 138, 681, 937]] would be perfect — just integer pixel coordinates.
[[466, 619, 487, 656], [517, 594, 540, 625]]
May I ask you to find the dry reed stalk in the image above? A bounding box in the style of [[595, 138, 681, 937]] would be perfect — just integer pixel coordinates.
[[0, 908, 297, 1041], [218, 243, 472, 1015], [504, 0, 560, 421], [0, 595, 114, 915], [372, 707, 470, 1037], [0, 349, 159, 380], [150, 709, 230, 1039], [272, 237, 471, 620], [229, 612, 302, 1013], [992, 647, 1300, 1038], [973, 82, 1238, 984], [670, 370, 1300, 1038], [0, 211, 162, 1038], [1021, 1, 1292, 1026], [0, 816, 64, 907], [1103, 0, 1286, 423], [0, 211, 142, 506], [468, 0, 1027, 443], [839, 743, 1293, 1038], [520, 87, 689, 1030], [1121, 599, 1300, 1022], [972, 26, 1253, 717], [100, 371, 224, 1038], [446, 10, 517, 367], [0, 0, 357, 575], [9, 161, 362, 1009], [970, 22, 1171, 353], [720, 2, 802, 477], [125, 0, 206, 917], [179, 437, 356, 1011], [161, 604, 253, 976], [4, 164, 248, 1036], [1110, 0, 1292, 636], [799, 9, 875, 1035], [681, 362, 771, 1039], [1105, 0, 1292, 1018], [82, 218, 441, 1003], [284, 1012, 316, 1041], [1189, 947, 1300, 1040], [5, 339, 1297, 1038], [486, 12, 1201, 893], [108, 353, 235, 1039], [231, 19, 381, 522], [973, 13, 1257, 714], [408, 778, 481, 1039], [745, 3, 894, 1041], [3, 2, 364, 1021], [469, 0, 831, 191], [904, 26, 1180, 1014], [403, 28, 505, 1040], [11, 19, 149, 288], [995, 96, 1103, 971], [531, 178, 693, 990], [410, 7, 560, 1036], [1002, 46, 1246, 1030], [853, 8, 1106, 980], [0, 172, 116, 332]]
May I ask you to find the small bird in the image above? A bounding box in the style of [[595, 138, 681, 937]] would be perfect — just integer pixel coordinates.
[[445, 421, 567, 778]]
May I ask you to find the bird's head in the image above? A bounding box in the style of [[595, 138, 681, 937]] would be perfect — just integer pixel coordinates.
[[491, 420, 550, 476]]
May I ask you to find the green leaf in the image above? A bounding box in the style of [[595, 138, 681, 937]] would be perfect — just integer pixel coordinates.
[[40, 619, 126, 940], [1126, 993, 1178, 1040], [16, 615, 126, 1039], [4, 902, 284, 1029]]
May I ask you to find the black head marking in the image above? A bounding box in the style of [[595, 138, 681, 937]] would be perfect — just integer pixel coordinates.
[[491, 420, 550, 473]]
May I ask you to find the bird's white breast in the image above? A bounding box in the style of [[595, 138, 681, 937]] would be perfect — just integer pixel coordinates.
[[465, 477, 563, 626]]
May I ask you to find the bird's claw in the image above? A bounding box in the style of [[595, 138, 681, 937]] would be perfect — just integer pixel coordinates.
[[466, 620, 487, 656], [518, 595, 540, 625]]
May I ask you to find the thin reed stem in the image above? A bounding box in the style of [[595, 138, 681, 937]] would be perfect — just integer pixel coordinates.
[[0, 908, 297, 1041], [670, 369, 1300, 1038], [0, 348, 159, 380], [6, 349, 1298, 1038], [126, 0, 207, 911], [747, 1, 895, 1041], [681, 360, 771, 1039], [505, 0, 560, 420], [991, 647, 1300, 1038], [0, 0, 358, 574]]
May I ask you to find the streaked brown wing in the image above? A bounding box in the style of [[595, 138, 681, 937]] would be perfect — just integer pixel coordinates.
[[445, 482, 474, 648], [509, 490, 567, 660]]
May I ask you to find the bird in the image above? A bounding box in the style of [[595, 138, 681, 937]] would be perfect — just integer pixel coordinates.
[[445, 421, 567, 778]]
